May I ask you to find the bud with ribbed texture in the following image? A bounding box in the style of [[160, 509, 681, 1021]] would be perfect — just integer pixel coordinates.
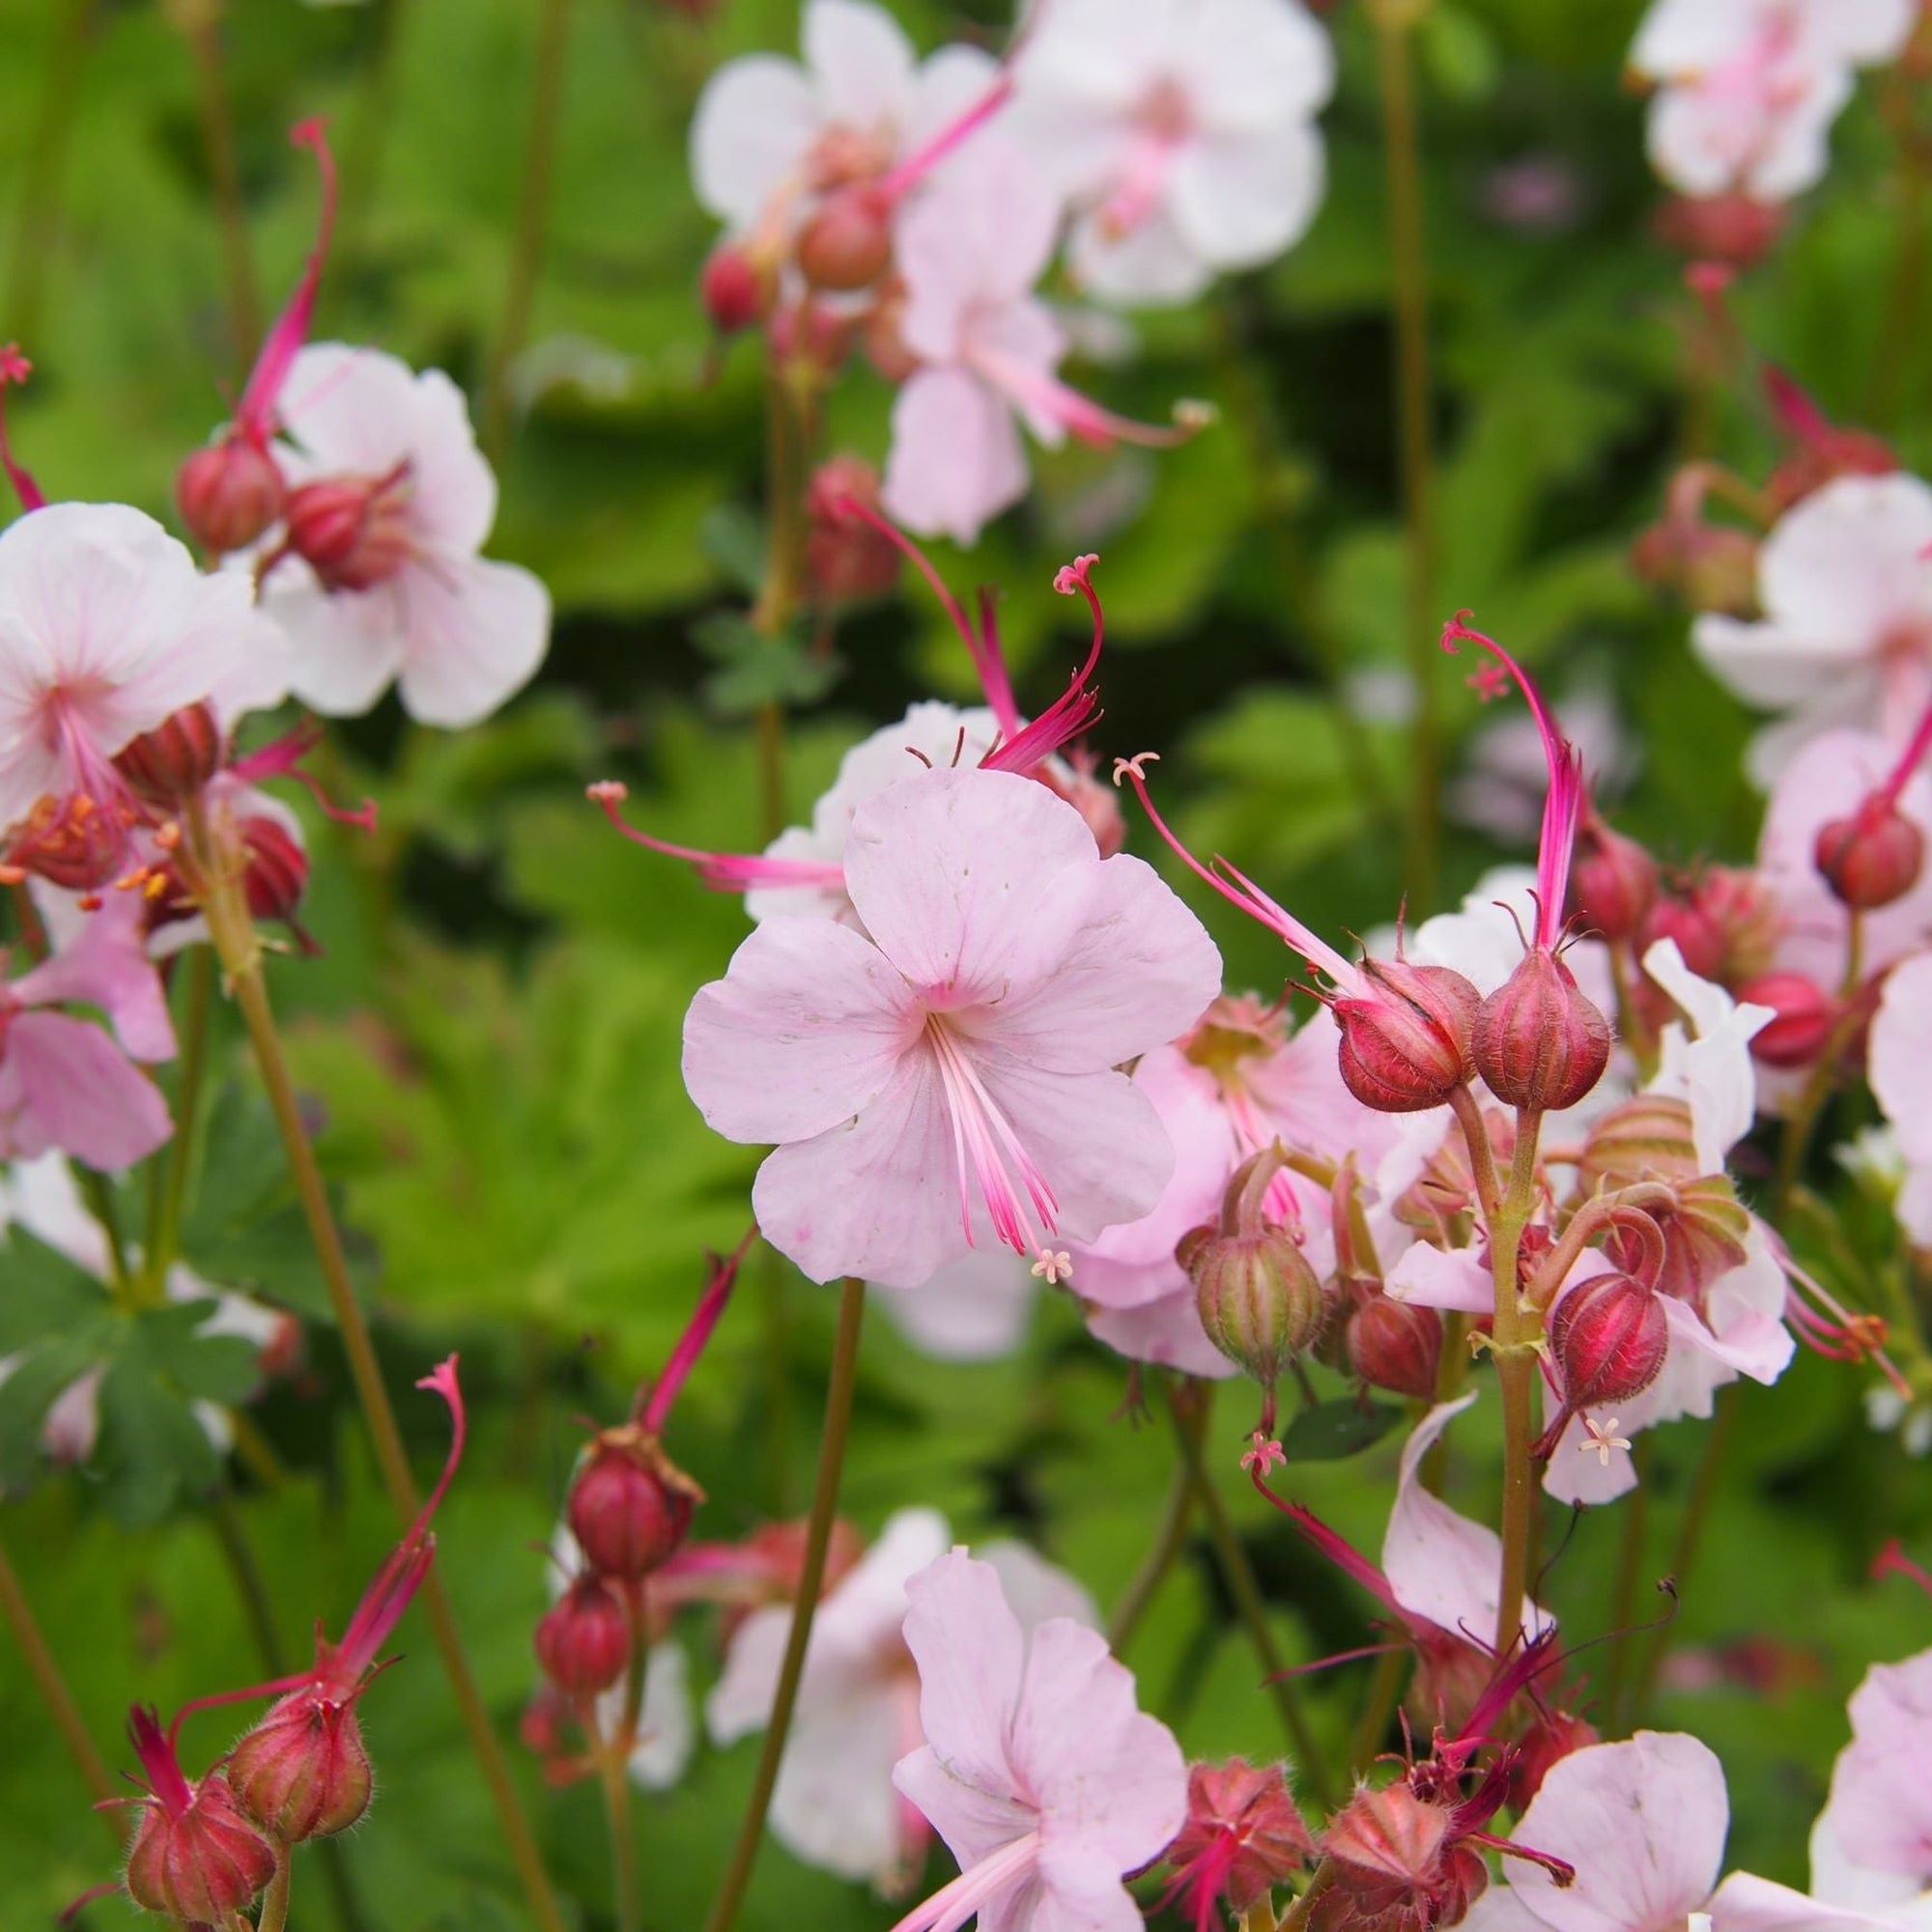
[[1348, 1292, 1443, 1401], [1637, 894, 1725, 982], [1473, 948, 1613, 1114], [1334, 956, 1481, 1113], [1609, 1173, 1751, 1306], [797, 185, 894, 291], [1737, 971, 1835, 1067], [124, 1707, 278, 1923], [1544, 1270, 1667, 1444], [1322, 1783, 1488, 1932], [177, 434, 286, 556], [284, 462, 413, 591], [240, 814, 311, 930], [225, 1690, 373, 1843], [701, 241, 772, 335], [568, 1424, 703, 1580], [535, 1576, 633, 1696], [1816, 804, 1925, 911], [1569, 816, 1658, 943], [1576, 1093, 1699, 1193], [1165, 1760, 1314, 1928], [113, 702, 225, 808]]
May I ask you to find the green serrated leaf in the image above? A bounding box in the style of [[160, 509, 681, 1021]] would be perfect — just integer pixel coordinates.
[[1280, 1397, 1405, 1463], [134, 1303, 264, 1406], [0, 1231, 108, 1353], [92, 1349, 223, 1527]]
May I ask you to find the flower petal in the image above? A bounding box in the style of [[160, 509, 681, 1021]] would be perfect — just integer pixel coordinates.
[[900, 1548, 1028, 1811], [689, 56, 820, 230], [392, 554, 551, 728], [882, 367, 1029, 547], [804, 0, 917, 128], [0, 1012, 171, 1171]]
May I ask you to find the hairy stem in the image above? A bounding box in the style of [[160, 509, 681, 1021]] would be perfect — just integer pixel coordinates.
[[258, 1848, 294, 1932], [482, 0, 574, 459], [1371, 0, 1443, 906], [186, 802, 567, 1932], [1488, 1110, 1545, 1659], [701, 1276, 867, 1932], [0, 1529, 120, 1831], [1169, 1380, 1333, 1806]]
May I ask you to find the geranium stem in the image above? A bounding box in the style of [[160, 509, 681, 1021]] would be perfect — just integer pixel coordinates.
[[701, 1275, 867, 1932], [1168, 1380, 1333, 1807], [1488, 1110, 1546, 1659], [482, 0, 574, 460], [188, 810, 568, 1932], [0, 1528, 120, 1833], [258, 1848, 293, 1932], [1370, 0, 1442, 906], [148, 945, 214, 1293], [600, 1754, 641, 1932]]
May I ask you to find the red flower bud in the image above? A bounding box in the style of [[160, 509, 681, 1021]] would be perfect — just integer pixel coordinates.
[[700, 242, 772, 336], [796, 185, 894, 292], [284, 463, 413, 591], [124, 1709, 277, 1924], [1165, 1760, 1314, 1919], [1569, 819, 1658, 943], [1507, 1709, 1600, 1812], [113, 703, 226, 808], [1736, 971, 1835, 1068], [535, 1575, 633, 1697], [1323, 1784, 1488, 1932], [1473, 948, 1612, 1113], [177, 434, 287, 556], [567, 1426, 703, 1580], [1549, 1270, 1667, 1413], [1638, 894, 1724, 981], [1653, 191, 1784, 267], [1690, 865, 1782, 983], [804, 455, 900, 605], [225, 1689, 373, 1842], [1333, 957, 1480, 1114], [1347, 1293, 1443, 1401], [240, 814, 311, 930], [1815, 803, 1925, 911], [1629, 514, 1759, 615]]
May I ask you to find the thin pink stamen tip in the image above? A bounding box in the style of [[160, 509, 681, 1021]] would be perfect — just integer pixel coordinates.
[[1239, 1432, 1286, 1476], [1111, 751, 1159, 787]]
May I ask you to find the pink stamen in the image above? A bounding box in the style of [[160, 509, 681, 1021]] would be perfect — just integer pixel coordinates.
[[586, 781, 847, 895], [231, 722, 378, 831], [1440, 611, 1581, 950], [639, 1225, 758, 1435], [236, 118, 338, 442], [982, 554, 1105, 774], [875, 74, 1015, 203], [1247, 1465, 1403, 1617], [973, 347, 1208, 451], [1872, 1538, 1932, 1601], [0, 346, 46, 513], [925, 1015, 1059, 1256], [1113, 753, 1363, 992], [886, 1831, 1043, 1932], [128, 1706, 194, 1817]]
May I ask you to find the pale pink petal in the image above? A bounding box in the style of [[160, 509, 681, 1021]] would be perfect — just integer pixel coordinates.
[[14, 895, 175, 1061], [1642, 939, 1773, 1171], [276, 344, 423, 476], [266, 565, 409, 718], [1745, 69, 1853, 200], [1386, 1240, 1492, 1315], [980, 1541, 1099, 1634], [882, 367, 1030, 546], [894, 1746, 1037, 1874], [1811, 1806, 1932, 1924], [900, 1548, 1028, 1808], [896, 143, 1062, 348], [904, 44, 1004, 153], [690, 56, 821, 229], [1009, 1618, 1188, 1869], [1085, 1287, 1238, 1379], [1633, 0, 1768, 77], [392, 365, 498, 556], [1178, 0, 1335, 128], [0, 1012, 171, 1171], [1541, 1411, 1639, 1506], [1873, 956, 1932, 1166], [683, 916, 914, 1145], [1709, 1870, 1894, 1932], [1384, 1393, 1548, 1644], [1030, 1847, 1152, 1932], [1068, 208, 1212, 307], [1462, 1891, 1560, 1932], [873, 1248, 1040, 1360], [622, 1642, 696, 1792], [1167, 121, 1325, 271], [1014, 0, 1181, 110], [1499, 1733, 1728, 1932], [1762, 476, 1932, 657], [1826, 1649, 1932, 1878], [391, 554, 550, 728], [803, 0, 917, 128], [751, 1050, 960, 1288], [1693, 614, 1882, 719]]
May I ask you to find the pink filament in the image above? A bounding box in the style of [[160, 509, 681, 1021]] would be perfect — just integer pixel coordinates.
[[639, 1224, 758, 1435], [0, 345, 46, 513], [587, 782, 846, 895], [236, 118, 339, 440], [983, 554, 1106, 774], [925, 1015, 1059, 1255]]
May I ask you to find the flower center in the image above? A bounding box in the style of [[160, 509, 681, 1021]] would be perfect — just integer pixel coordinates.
[[923, 1011, 1064, 1274], [1096, 80, 1193, 240]]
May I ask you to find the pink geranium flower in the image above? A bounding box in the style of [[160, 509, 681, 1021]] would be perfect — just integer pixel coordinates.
[[882, 143, 1202, 545], [0, 501, 289, 832], [708, 1511, 1094, 1889], [681, 764, 1220, 1288], [0, 893, 176, 1171], [888, 1548, 1188, 1932], [1011, 0, 1333, 306], [1466, 1730, 1884, 1932], [1694, 473, 1932, 782], [258, 344, 552, 727]]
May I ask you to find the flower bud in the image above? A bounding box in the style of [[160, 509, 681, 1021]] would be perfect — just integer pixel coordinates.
[[1690, 865, 1781, 983], [1323, 1783, 1487, 1932], [1736, 971, 1835, 1068], [177, 434, 287, 555], [700, 242, 772, 336], [804, 455, 900, 604], [1815, 803, 1925, 911], [225, 1689, 373, 1842], [1607, 1173, 1750, 1305], [1166, 1760, 1314, 1916], [1347, 1293, 1442, 1401], [535, 1575, 632, 1696], [240, 814, 311, 930], [113, 703, 225, 808], [1333, 957, 1480, 1113], [1575, 1093, 1698, 1193], [567, 1425, 703, 1580], [796, 185, 894, 292], [285, 465, 413, 591], [1569, 819, 1658, 943], [1549, 1270, 1667, 1412], [1472, 948, 1612, 1113], [1653, 191, 1784, 267], [1637, 894, 1724, 981], [1629, 515, 1758, 616], [126, 1776, 277, 1923], [1183, 1222, 1326, 1392]]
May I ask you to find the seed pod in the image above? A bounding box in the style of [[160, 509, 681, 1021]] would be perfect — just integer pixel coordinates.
[[114, 703, 225, 808], [285, 467, 413, 591], [1736, 971, 1835, 1068], [1549, 1269, 1667, 1412], [1570, 819, 1658, 943], [1347, 1293, 1442, 1402], [1165, 1760, 1314, 1914], [796, 185, 894, 292], [567, 1425, 704, 1580], [1333, 957, 1480, 1114], [177, 434, 287, 556], [226, 1690, 374, 1843], [1473, 948, 1612, 1113], [535, 1576, 633, 1697], [700, 242, 771, 335], [126, 1776, 277, 1924], [1815, 803, 1925, 912]]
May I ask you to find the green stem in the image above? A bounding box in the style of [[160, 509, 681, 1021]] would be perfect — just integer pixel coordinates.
[[1279, 1860, 1337, 1932], [1867, 79, 1929, 424], [258, 1847, 293, 1932], [0, 1528, 121, 1831], [701, 1276, 867, 1932], [481, 0, 575, 460], [1168, 1381, 1333, 1807], [148, 946, 215, 1293], [75, 1166, 138, 1307], [1371, 0, 1443, 907], [178, 1, 260, 376], [1108, 1441, 1198, 1656], [4, 0, 95, 340], [1487, 1110, 1545, 1660], [600, 1751, 641, 1932], [186, 805, 568, 1932]]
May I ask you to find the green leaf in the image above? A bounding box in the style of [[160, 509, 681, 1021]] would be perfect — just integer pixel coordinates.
[[93, 1345, 223, 1526], [0, 1231, 106, 1353], [1280, 1397, 1405, 1463]]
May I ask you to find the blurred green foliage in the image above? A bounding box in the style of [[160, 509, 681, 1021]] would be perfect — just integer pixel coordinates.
[[2, 0, 1931, 1927]]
